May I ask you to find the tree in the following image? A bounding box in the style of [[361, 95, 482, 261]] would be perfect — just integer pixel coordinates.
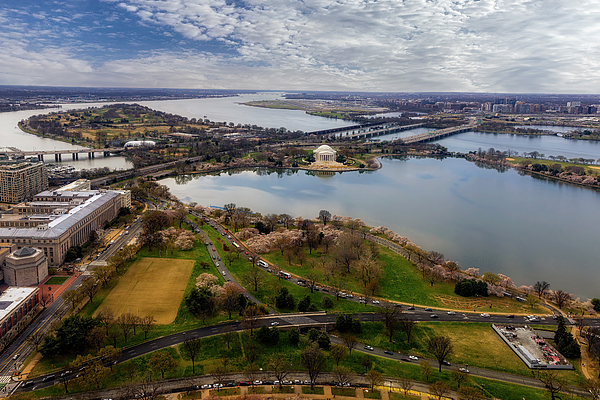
[[300, 343, 326, 390], [210, 364, 229, 391], [116, 313, 135, 344], [245, 265, 264, 292], [525, 294, 539, 309], [149, 351, 178, 379], [580, 378, 600, 400], [185, 287, 216, 322], [333, 366, 353, 387], [379, 303, 401, 342], [400, 317, 416, 343], [242, 304, 264, 336], [592, 298, 600, 312], [536, 370, 569, 400], [457, 386, 484, 400], [429, 381, 451, 400], [275, 287, 295, 310], [267, 355, 292, 389], [288, 327, 300, 346], [360, 354, 373, 373], [62, 289, 82, 310], [81, 358, 111, 390], [365, 369, 383, 390], [80, 278, 99, 304], [181, 337, 202, 373], [399, 377, 413, 397], [92, 264, 116, 287], [342, 334, 358, 354], [428, 336, 453, 372], [97, 345, 122, 371], [40, 315, 97, 357], [451, 366, 468, 388], [174, 205, 188, 229], [139, 315, 156, 339], [420, 360, 433, 382], [534, 281, 550, 299], [318, 210, 332, 225], [552, 290, 572, 309], [330, 344, 347, 366]]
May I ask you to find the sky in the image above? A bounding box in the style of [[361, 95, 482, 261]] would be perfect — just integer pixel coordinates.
[[1, 0, 600, 93]]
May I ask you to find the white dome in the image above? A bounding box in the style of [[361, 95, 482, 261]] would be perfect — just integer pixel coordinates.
[[315, 145, 335, 154]]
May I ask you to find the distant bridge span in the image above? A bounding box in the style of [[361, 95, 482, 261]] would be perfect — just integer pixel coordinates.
[[4, 147, 125, 162], [401, 124, 475, 144]]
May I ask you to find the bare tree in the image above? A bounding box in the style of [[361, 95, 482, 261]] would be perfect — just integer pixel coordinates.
[[342, 334, 358, 354], [305, 272, 319, 293], [552, 290, 572, 309], [267, 355, 292, 389], [534, 281, 550, 299], [332, 366, 353, 387], [181, 337, 202, 374], [400, 317, 416, 343], [580, 378, 600, 400], [451, 366, 469, 388], [139, 315, 156, 339], [300, 343, 326, 390], [379, 303, 401, 342], [365, 369, 384, 390], [318, 210, 332, 225], [96, 308, 115, 336], [245, 265, 264, 292], [399, 377, 413, 396], [330, 344, 347, 366], [420, 360, 433, 382], [457, 386, 485, 400], [428, 336, 453, 372], [242, 305, 264, 336], [429, 381, 451, 400], [117, 313, 134, 343], [536, 371, 569, 400]]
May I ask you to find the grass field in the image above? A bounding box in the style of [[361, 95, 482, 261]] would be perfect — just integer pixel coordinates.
[[94, 257, 195, 324], [44, 276, 69, 285]]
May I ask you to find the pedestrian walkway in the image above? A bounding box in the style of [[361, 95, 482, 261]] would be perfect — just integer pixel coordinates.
[[0, 377, 10, 384]]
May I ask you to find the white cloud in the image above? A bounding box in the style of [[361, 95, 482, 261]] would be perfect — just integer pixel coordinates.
[[3, 0, 600, 91]]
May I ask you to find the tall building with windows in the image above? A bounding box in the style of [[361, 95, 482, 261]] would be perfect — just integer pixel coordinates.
[[0, 161, 48, 204]]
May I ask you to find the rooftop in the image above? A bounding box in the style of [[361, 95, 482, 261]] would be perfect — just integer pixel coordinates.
[[0, 287, 38, 322]]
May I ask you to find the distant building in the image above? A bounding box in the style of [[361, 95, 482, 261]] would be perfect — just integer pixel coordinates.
[[0, 162, 48, 204], [124, 140, 156, 148], [3, 247, 48, 286], [57, 179, 91, 192]]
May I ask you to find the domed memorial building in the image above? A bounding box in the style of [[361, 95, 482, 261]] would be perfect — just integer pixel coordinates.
[[4, 247, 48, 286], [313, 145, 339, 165]]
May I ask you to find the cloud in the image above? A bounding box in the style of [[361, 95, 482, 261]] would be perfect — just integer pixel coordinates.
[[3, 0, 600, 91]]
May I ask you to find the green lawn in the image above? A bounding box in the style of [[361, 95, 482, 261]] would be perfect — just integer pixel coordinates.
[[44, 276, 70, 285]]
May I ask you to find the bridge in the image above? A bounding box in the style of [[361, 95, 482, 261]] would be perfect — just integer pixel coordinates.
[[401, 123, 475, 144], [3, 147, 125, 162], [328, 122, 426, 140]]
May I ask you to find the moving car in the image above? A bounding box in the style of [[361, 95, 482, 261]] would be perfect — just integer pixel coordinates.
[[364, 345, 374, 351]]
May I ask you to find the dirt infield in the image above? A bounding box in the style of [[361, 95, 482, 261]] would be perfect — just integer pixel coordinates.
[[95, 257, 194, 324]]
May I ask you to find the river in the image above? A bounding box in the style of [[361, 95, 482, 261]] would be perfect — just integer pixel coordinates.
[[162, 157, 600, 300]]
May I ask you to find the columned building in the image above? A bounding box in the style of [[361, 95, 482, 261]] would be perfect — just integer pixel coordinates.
[[313, 145, 339, 165]]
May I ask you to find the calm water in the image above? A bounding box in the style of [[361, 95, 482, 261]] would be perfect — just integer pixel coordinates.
[[435, 131, 600, 160], [162, 157, 600, 299], [137, 93, 356, 132], [0, 102, 132, 170]]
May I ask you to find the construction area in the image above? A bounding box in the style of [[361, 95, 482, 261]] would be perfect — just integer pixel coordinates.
[[493, 324, 573, 370]]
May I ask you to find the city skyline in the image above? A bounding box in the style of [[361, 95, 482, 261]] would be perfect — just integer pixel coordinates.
[[1, 0, 600, 93]]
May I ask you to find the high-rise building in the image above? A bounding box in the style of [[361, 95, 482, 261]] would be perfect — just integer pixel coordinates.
[[0, 161, 48, 204]]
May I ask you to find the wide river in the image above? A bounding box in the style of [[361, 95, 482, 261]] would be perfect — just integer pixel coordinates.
[[162, 154, 600, 300], [1, 96, 599, 299]]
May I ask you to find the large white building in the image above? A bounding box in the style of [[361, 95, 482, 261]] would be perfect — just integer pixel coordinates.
[[0, 287, 39, 339], [0, 188, 127, 265], [313, 145, 339, 165]]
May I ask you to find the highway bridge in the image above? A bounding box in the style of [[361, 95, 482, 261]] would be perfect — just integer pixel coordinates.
[[331, 122, 427, 140], [3, 147, 125, 162], [402, 123, 475, 144]]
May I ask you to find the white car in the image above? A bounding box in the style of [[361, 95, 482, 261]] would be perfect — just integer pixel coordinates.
[[447, 311, 456, 315], [480, 313, 490, 318], [459, 368, 469, 373], [372, 300, 380, 304], [408, 355, 419, 361], [364, 345, 374, 351], [271, 321, 279, 326]]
